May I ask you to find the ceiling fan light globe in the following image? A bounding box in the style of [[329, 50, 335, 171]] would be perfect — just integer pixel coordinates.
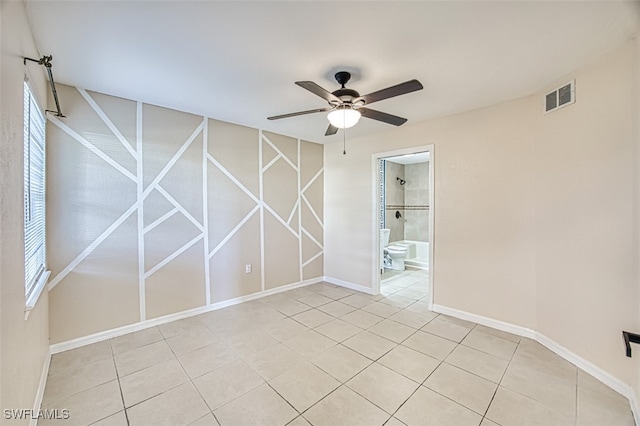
[[327, 108, 361, 129]]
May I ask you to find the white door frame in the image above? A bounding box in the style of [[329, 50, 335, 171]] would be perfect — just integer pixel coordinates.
[[371, 144, 435, 309]]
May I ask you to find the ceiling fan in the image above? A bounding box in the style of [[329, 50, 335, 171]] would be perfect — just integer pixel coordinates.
[[268, 71, 423, 136]]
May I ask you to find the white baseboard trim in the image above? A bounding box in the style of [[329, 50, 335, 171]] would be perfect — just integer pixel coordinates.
[[631, 393, 640, 426], [535, 332, 640, 425], [31, 348, 52, 426], [433, 303, 639, 426], [323, 276, 376, 295], [432, 304, 536, 339], [50, 276, 323, 354]]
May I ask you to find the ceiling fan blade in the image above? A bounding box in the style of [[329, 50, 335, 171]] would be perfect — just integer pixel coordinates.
[[355, 79, 423, 105], [268, 107, 333, 121], [359, 108, 408, 126], [325, 123, 339, 136], [296, 81, 341, 104]]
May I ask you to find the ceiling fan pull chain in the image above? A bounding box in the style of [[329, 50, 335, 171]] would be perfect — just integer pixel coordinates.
[[343, 128, 347, 155]]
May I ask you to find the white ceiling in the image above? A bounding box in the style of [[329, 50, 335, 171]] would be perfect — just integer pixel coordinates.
[[26, 1, 639, 144], [386, 152, 430, 165]]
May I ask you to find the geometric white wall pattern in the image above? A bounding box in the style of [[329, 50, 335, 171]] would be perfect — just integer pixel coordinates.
[[46, 85, 324, 343], [263, 130, 325, 285]]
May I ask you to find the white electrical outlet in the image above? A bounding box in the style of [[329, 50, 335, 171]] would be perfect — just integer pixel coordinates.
[[245, 264, 252, 274]]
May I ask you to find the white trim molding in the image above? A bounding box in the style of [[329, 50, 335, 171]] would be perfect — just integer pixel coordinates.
[[30, 348, 51, 426], [371, 145, 435, 309], [535, 333, 640, 425], [49, 276, 323, 355], [432, 304, 536, 339], [323, 276, 376, 295], [41, 277, 638, 425], [48, 203, 138, 290], [432, 303, 640, 425], [25, 270, 50, 320], [77, 88, 137, 159]]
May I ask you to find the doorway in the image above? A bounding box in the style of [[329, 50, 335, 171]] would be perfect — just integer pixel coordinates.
[[372, 145, 434, 308]]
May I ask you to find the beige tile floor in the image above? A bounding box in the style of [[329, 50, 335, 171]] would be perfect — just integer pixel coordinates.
[[40, 270, 635, 426]]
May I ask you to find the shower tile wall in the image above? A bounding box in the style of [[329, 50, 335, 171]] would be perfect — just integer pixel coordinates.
[[385, 161, 404, 242], [404, 162, 429, 242]]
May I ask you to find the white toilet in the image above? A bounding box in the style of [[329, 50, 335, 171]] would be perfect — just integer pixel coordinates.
[[381, 229, 409, 271]]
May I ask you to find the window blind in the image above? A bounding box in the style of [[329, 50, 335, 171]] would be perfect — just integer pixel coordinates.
[[24, 82, 46, 299]]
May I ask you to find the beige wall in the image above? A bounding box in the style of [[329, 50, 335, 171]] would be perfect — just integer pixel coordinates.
[[46, 87, 324, 343], [534, 41, 638, 394], [0, 1, 51, 422], [325, 91, 537, 328], [635, 29, 640, 404], [325, 40, 639, 395]]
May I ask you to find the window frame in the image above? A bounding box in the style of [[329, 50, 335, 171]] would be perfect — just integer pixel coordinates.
[[23, 79, 49, 316]]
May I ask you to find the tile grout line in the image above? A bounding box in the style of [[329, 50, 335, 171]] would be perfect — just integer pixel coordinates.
[[53, 277, 514, 426], [365, 313, 525, 423], [40, 350, 122, 420], [117, 324, 232, 420], [109, 340, 131, 426], [52, 273, 432, 426], [166, 326, 227, 425], [488, 337, 580, 422], [383, 322, 475, 423], [225, 282, 427, 423], [61, 280, 496, 426], [344, 322, 445, 423], [386, 355, 447, 423], [48, 271, 623, 426], [264, 381, 302, 419], [479, 334, 520, 425], [317, 316, 432, 421], [173, 311, 349, 424]]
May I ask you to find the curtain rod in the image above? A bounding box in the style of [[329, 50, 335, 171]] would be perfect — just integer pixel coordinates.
[[23, 55, 65, 118]]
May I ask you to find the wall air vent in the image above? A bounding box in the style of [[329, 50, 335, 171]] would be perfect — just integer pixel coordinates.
[[544, 80, 575, 114]]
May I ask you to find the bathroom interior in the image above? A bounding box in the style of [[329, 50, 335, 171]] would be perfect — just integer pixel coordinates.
[[379, 152, 430, 298]]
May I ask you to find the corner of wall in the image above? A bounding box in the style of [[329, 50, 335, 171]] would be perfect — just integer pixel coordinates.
[[324, 38, 640, 420], [533, 38, 639, 407], [631, 31, 640, 413], [433, 303, 640, 424], [1, 0, 51, 417]]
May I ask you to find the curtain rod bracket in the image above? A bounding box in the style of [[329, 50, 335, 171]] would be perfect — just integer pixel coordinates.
[[23, 55, 65, 118]]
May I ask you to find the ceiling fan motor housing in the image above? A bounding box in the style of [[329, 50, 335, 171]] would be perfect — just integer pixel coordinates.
[[331, 72, 361, 106], [331, 88, 360, 105]]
